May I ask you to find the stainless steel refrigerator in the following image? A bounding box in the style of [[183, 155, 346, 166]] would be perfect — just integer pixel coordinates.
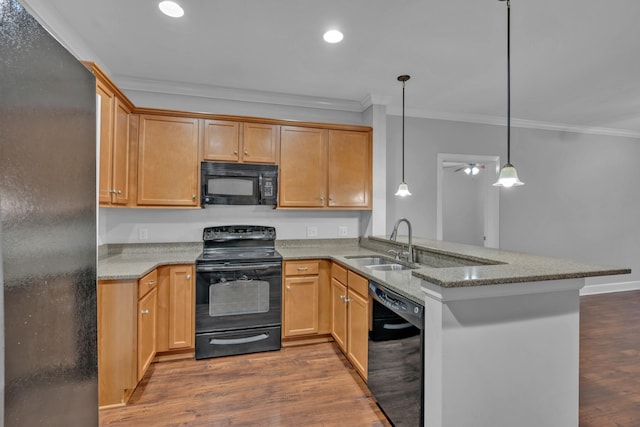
[[1, 0, 98, 425]]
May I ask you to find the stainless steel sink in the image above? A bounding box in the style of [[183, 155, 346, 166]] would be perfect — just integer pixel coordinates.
[[345, 256, 395, 265], [367, 263, 414, 271], [345, 255, 417, 270]]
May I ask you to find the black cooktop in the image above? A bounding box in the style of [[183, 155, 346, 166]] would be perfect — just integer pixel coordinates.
[[197, 225, 281, 264]]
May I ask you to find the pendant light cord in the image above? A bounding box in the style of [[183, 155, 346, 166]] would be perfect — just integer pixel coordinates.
[[506, 0, 511, 164], [402, 80, 406, 182]]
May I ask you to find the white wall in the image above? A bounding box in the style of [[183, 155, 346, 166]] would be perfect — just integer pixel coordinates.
[[99, 207, 363, 243], [386, 115, 640, 288]]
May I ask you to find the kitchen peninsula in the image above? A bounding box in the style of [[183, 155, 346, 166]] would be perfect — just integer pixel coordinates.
[[98, 236, 630, 427]]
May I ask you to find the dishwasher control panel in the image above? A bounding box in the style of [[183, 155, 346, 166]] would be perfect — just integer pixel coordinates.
[[369, 281, 423, 328]]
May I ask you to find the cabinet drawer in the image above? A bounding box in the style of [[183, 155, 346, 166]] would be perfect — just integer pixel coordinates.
[[138, 269, 158, 299], [331, 262, 348, 284], [284, 260, 319, 276], [347, 271, 368, 297]]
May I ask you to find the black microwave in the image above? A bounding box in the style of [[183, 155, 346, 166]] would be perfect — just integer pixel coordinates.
[[200, 161, 278, 206]]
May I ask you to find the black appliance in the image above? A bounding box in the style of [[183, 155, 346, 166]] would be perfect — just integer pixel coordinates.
[[195, 225, 282, 359], [201, 161, 278, 206], [368, 281, 424, 427]]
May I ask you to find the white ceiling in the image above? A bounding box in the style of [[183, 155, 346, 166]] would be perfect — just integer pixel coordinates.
[[20, 0, 640, 136]]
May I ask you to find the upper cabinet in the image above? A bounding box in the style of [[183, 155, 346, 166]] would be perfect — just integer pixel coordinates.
[[137, 115, 200, 207], [96, 76, 132, 206], [327, 130, 372, 209], [86, 62, 372, 210], [203, 120, 278, 164], [279, 126, 372, 210], [279, 126, 328, 208]]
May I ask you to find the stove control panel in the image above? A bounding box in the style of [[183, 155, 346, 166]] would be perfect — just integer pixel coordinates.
[[203, 225, 276, 242]]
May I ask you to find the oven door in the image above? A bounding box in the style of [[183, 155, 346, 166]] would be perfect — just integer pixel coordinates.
[[195, 261, 282, 334]]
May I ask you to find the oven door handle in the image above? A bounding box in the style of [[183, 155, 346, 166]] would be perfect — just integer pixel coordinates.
[[209, 333, 270, 346], [196, 262, 281, 272]]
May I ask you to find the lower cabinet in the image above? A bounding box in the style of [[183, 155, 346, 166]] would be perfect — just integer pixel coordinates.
[[331, 263, 370, 380], [156, 264, 195, 352], [97, 279, 137, 408], [98, 263, 194, 408], [282, 259, 331, 344], [137, 283, 157, 381]]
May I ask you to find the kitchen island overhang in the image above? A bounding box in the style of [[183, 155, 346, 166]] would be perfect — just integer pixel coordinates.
[[404, 243, 630, 427], [360, 236, 631, 427]]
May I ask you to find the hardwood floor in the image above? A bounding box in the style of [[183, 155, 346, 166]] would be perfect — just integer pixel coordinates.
[[579, 290, 640, 427], [99, 343, 391, 427], [100, 290, 640, 426]]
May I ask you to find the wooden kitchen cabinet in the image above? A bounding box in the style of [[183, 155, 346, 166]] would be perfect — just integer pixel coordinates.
[[203, 120, 278, 164], [137, 284, 157, 381], [156, 264, 195, 353], [330, 263, 369, 380], [279, 126, 372, 209], [279, 126, 328, 207], [137, 115, 200, 206], [97, 279, 137, 408], [282, 259, 331, 344], [327, 130, 372, 208], [96, 79, 132, 206]]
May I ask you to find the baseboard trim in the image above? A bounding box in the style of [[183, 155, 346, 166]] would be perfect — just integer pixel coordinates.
[[580, 280, 640, 296]]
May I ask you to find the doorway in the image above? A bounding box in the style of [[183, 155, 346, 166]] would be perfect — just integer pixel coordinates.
[[436, 153, 500, 248]]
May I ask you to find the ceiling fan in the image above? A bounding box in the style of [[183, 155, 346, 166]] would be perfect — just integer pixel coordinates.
[[443, 162, 486, 176]]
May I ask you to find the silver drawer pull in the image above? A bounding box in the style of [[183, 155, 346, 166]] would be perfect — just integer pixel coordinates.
[[140, 309, 150, 315], [296, 267, 308, 271], [209, 333, 269, 346], [147, 280, 156, 286]]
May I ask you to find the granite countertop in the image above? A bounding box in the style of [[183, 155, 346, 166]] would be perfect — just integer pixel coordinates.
[[98, 243, 202, 280], [277, 236, 631, 305], [98, 237, 631, 306]]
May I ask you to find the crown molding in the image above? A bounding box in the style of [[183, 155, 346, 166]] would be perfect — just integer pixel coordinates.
[[114, 75, 364, 112], [386, 106, 640, 139]]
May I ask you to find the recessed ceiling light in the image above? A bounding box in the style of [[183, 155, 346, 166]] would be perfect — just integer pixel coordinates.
[[323, 30, 343, 44], [159, 1, 184, 18]]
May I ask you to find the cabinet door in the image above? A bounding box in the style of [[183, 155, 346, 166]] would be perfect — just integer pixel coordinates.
[[283, 276, 319, 337], [137, 286, 157, 381], [242, 123, 278, 164], [328, 130, 372, 208], [137, 115, 199, 206], [97, 280, 137, 407], [330, 278, 348, 353], [347, 288, 369, 380], [279, 126, 327, 207], [203, 119, 240, 162], [97, 81, 115, 205], [111, 98, 131, 205], [168, 265, 194, 349]]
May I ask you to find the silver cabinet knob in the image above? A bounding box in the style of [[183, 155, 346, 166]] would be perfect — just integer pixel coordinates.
[[233, 150, 238, 155], [244, 150, 249, 156], [344, 298, 351, 303], [320, 196, 324, 202], [286, 285, 291, 291], [192, 194, 196, 200], [186, 274, 191, 280], [140, 309, 150, 315]]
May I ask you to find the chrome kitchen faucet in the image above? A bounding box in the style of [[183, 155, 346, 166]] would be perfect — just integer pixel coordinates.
[[389, 218, 413, 263]]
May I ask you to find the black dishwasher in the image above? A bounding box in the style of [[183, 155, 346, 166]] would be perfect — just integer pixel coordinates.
[[367, 281, 424, 427]]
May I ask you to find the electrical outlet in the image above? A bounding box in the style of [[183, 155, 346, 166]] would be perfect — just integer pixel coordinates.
[[306, 226, 318, 237], [139, 227, 148, 241], [338, 225, 348, 237]]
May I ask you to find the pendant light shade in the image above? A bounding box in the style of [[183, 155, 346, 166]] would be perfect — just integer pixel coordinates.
[[395, 75, 412, 197], [493, 0, 524, 188]]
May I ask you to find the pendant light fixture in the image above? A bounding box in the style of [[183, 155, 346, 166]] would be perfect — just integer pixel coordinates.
[[395, 75, 412, 197], [493, 0, 524, 188]]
